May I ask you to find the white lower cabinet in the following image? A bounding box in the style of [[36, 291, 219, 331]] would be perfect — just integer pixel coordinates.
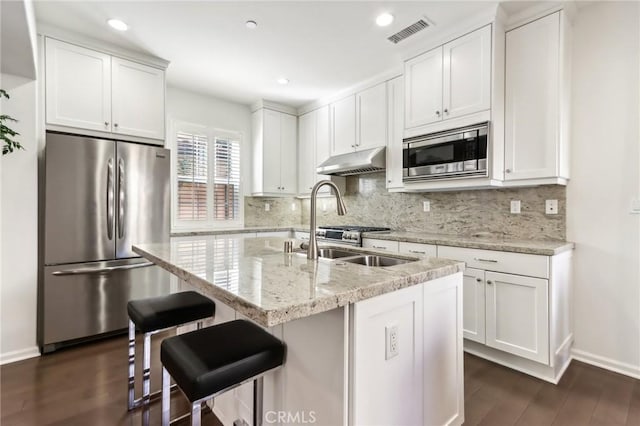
[[462, 267, 486, 344], [438, 245, 572, 383], [485, 271, 549, 364]]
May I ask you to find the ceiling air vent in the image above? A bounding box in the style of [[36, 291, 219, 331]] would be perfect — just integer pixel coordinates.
[[387, 19, 430, 44]]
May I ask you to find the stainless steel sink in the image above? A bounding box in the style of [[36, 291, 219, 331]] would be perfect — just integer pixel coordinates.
[[316, 248, 360, 259], [341, 255, 412, 267]]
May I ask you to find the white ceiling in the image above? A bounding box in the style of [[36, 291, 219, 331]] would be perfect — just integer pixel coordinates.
[[34, 1, 525, 108]]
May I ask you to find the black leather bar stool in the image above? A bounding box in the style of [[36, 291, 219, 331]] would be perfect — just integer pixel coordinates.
[[160, 319, 286, 426], [127, 291, 216, 417]]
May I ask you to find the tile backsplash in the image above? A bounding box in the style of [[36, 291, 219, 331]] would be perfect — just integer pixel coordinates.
[[245, 173, 566, 241]]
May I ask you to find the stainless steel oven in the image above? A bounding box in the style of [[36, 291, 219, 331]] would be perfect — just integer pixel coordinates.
[[403, 122, 489, 181]]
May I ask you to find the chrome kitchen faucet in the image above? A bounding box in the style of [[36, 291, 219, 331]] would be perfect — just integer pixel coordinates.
[[307, 180, 347, 260]]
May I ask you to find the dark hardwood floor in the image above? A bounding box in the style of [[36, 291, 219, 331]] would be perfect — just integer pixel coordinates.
[[2, 334, 639, 425]]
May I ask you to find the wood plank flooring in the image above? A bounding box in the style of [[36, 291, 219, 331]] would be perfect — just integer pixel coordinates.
[[2, 334, 639, 425]]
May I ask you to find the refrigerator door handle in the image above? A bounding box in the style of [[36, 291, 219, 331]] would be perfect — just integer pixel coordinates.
[[118, 157, 125, 239], [107, 158, 114, 240], [51, 261, 155, 276]]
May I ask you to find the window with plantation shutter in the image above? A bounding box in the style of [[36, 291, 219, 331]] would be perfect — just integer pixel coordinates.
[[176, 132, 208, 221], [172, 122, 243, 230]]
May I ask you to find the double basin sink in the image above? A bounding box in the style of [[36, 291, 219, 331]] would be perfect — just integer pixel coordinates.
[[296, 247, 417, 267]]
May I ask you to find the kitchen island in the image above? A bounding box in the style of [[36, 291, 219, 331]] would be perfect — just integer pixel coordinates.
[[134, 236, 465, 426]]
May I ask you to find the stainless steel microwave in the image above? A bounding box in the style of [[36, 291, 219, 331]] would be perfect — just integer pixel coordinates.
[[403, 122, 489, 181]]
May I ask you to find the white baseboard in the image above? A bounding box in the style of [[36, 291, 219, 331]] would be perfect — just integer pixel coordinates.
[[0, 346, 41, 365], [571, 349, 640, 380]]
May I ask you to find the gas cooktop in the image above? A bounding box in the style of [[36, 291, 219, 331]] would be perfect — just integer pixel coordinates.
[[316, 226, 391, 246]]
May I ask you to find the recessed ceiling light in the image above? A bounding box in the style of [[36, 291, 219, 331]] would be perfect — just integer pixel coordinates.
[[107, 19, 128, 31], [246, 20, 258, 29], [376, 13, 394, 27], [277, 78, 289, 85]]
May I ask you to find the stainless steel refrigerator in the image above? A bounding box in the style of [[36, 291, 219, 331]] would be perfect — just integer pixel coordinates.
[[38, 132, 172, 353]]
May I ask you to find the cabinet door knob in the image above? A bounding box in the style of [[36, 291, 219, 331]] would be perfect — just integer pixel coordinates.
[[435, 111, 441, 116], [486, 280, 493, 285], [114, 123, 119, 128], [104, 122, 109, 126], [505, 169, 512, 173], [476, 278, 483, 283], [444, 108, 449, 114]]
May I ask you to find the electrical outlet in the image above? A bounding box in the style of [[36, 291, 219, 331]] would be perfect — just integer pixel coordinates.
[[291, 203, 297, 211], [264, 203, 270, 212], [545, 199, 558, 215], [385, 323, 399, 360], [422, 200, 431, 212], [510, 200, 521, 214]]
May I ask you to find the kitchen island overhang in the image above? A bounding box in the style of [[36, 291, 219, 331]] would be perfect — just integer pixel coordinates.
[[133, 236, 465, 426]]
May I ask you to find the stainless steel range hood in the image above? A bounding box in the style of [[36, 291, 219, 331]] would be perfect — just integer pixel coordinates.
[[316, 147, 386, 176]]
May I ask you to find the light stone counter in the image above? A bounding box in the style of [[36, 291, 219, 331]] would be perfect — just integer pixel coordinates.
[[133, 236, 463, 327], [363, 231, 574, 256]]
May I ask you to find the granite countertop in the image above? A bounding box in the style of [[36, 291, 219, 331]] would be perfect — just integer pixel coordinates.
[[133, 236, 463, 328], [362, 231, 574, 256], [171, 226, 303, 237]]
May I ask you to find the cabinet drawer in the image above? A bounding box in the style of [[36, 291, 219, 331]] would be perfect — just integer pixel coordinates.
[[362, 238, 399, 252], [438, 246, 548, 278], [399, 242, 437, 257]]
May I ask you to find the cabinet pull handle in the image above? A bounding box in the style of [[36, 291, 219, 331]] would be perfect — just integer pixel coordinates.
[[409, 250, 426, 254], [104, 121, 109, 126], [476, 278, 483, 283], [486, 280, 493, 285], [435, 111, 441, 116], [373, 245, 386, 250], [444, 108, 449, 115], [505, 169, 512, 173], [114, 123, 119, 128], [474, 257, 498, 263]]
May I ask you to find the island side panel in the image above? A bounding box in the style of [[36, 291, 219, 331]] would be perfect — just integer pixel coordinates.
[[350, 283, 424, 426], [423, 272, 464, 426], [350, 273, 464, 426]]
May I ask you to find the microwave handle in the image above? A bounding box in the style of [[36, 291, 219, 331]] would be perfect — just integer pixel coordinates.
[[408, 133, 465, 149]]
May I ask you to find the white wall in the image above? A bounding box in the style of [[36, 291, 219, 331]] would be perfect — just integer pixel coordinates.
[[568, 1, 640, 378], [165, 85, 253, 230], [0, 74, 40, 364]]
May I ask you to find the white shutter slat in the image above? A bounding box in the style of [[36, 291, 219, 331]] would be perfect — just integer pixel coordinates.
[[176, 132, 208, 220], [213, 137, 241, 221]]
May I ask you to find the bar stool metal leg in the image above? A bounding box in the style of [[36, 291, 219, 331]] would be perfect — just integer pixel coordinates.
[[128, 320, 136, 410], [191, 401, 202, 426], [142, 332, 152, 426], [253, 377, 264, 426], [162, 366, 171, 426]]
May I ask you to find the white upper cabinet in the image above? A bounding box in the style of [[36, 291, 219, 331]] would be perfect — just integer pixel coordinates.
[[252, 108, 297, 196], [404, 47, 443, 128], [280, 113, 298, 194], [45, 38, 112, 133], [443, 25, 492, 120], [505, 11, 568, 182], [45, 37, 166, 142], [386, 76, 404, 189], [330, 95, 357, 156], [298, 106, 332, 195], [297, 111, 316, 194], [111, 58, 165, 140], [330, 82, 388, 156], [405, 25, 491, 131], [356, 82, 387, 150]]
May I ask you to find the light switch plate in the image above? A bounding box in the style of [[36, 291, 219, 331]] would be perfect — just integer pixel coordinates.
[[423, 200, 431, 212], [546, 199, 558, 215], [264, 203, 270, 212], [631, 198, 640, 214], [510, 200, 521, 214]]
